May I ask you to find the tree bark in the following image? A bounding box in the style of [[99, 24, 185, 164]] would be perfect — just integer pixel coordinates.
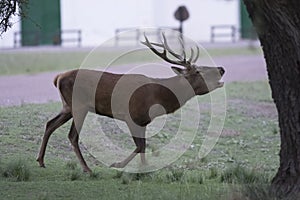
[[243, 0, 300, 197]]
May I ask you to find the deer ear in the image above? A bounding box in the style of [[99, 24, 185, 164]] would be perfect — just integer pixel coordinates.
[[171, 66, 185, 75]]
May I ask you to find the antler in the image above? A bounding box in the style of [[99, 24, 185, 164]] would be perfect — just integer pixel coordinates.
[[141, 33, 200, 69]]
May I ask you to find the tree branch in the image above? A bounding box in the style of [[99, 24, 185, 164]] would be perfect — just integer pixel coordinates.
[[0, 0, 28, 34]]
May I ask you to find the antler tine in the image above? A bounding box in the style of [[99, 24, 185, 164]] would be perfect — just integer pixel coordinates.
[[178, 36, 186, 62], [141, 33, 184, 66], [162, 33, 183, 60], [188, 47, 194, 64], [149, 42, 164, 48], [141, 33, 164, 55], [141, 32, 195, 68], [192, 45, 200, 63], [141, 34, 165, 58]]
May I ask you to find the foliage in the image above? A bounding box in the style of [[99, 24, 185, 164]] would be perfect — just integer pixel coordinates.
[[2, 158, 31, 181], [220, 165, 269, 184], [227, 183, 300, 200], [0, 0, 28, 34], [65, 160, 78, 170]]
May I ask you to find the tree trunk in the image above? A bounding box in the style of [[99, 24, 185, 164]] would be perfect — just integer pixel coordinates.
[[243, 0, 300, 197]]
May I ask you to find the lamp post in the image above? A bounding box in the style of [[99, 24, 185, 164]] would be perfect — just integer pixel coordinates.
[[174, 6, 189, 35], [174, 6, 189, 48]]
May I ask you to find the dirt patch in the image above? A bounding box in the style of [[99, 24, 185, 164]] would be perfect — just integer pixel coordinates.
[[221, 129, 241, 137], [229, 99, 278, 119], [245, 102, 277, 119]]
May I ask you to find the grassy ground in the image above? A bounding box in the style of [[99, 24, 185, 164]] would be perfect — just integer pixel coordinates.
[[0, 80, 279, 199], [0, 47, 262, 76]]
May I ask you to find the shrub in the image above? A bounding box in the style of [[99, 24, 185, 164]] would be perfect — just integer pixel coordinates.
[[113, 170, 123, 179], [167, 168, 185, 182], [89, 170, 100, 179], [115, 171, 155, 184], [220, 165, 269, 184], [208, 167, 218, 179], [2, 158, 30, 181], [65, 160, 78, 170], [68, 170, 82, 181], [241, 184, 275, 200], [121, 174, 131, 185], [183, 171, 204, 184], [227, 183, 279, 200]]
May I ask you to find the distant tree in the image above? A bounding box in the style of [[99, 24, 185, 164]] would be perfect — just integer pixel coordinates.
[[243, 0, 300, 198], [0, 0, 27, 34]]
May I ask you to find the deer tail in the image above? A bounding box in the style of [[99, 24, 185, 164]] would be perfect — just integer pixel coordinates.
[[53, 74, 60, 88]]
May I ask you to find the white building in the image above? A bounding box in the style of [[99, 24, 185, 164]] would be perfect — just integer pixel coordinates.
[[0, 0, 243, 48]]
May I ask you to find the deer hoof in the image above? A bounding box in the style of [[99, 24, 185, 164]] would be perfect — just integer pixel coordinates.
[[36, 158, 46, 168], [109, 162, 124, 168], [83, 167, 92, 173]]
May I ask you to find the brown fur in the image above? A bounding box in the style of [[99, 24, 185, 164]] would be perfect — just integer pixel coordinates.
[[37, 36, 225, 172]]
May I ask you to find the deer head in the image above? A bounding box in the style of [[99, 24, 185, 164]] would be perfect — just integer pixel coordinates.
[[141, 33, 225, 95]]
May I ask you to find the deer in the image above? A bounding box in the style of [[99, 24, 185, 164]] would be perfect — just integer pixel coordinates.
[[36, 34, 225, 173]]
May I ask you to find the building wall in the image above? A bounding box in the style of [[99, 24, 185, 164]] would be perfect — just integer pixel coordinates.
[[152, 0, 239, 42], [0, 0, 239, 48], [60, 0, 156, 46], [0, 14, 20, 48]]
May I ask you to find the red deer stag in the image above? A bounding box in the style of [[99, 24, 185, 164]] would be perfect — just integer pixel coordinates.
[[36, 34, 225, 172]]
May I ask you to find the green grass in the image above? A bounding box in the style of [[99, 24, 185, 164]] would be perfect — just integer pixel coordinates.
[[0, 51, 85, 75], [0, 50, 146, 76], [0, 81, 280, 199], [206, 46, 262, 57], [220, 165, 269, 184], [2, 158, 31, 181], [0, 46, 262, 76]]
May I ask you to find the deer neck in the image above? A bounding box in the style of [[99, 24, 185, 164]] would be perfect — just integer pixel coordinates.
[[154, 75, 196, 113]]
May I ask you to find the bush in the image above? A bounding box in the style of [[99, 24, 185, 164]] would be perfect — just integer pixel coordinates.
[[89, 170, 100, 179], [227, 183, 300, 200], [115, 171, 155, 184], [2, 158, 31, 181], [65, 160, 78, 170], [113, 170, 124, 179], [241, 184, 275, 200], [183, 171, 204, 184], [208, 167, 218, 179], [167, 168, 185, 182], [68, 170, 81, 181], [220, 165, 269, 184], [227, 183, 279, 200], [121, 173, 131, 185]]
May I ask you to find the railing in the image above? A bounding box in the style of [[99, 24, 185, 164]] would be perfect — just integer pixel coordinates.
[[13, 29, 82, 47], [210, 25, 237, 43], [60, 29, 81, 47], [115, 27, 180, 46], [115, 28, 141, 46]]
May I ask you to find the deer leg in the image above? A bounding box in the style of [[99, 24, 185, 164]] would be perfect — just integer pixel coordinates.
[[133, 136, 147, 166], [37, 108, 72, 168], [110, 124, 146, 168], [68, 110, 91, 173]]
